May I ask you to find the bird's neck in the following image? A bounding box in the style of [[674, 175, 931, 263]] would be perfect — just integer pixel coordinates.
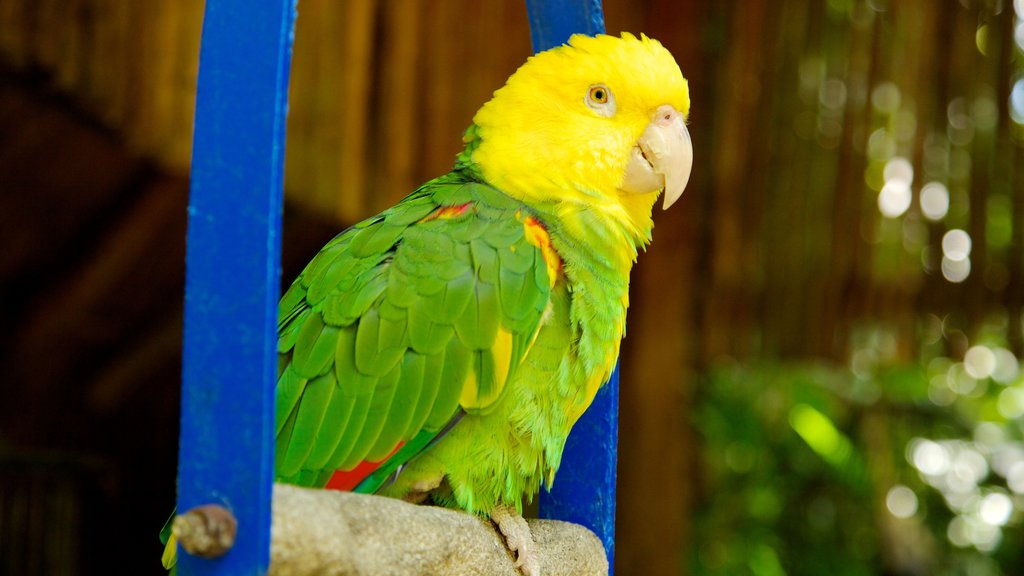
[[531, 194, 652, 384]]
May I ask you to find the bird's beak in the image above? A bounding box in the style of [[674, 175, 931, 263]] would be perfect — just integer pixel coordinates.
[[619, 105, 693, 210]]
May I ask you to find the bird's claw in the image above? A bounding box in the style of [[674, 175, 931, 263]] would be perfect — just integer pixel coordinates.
[[490, 505, 541, 576]]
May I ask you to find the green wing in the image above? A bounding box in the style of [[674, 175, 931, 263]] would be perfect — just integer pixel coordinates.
[[274, 173, 554, 489]]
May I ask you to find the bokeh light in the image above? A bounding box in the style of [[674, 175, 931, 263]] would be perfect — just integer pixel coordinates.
[[820, 78, 847, 110], [990, 444, 1024, 478], [886, 485, 919, 519], [964, 346, 997, 379], [991, 348, 1020, 384], [942, 256, 972, 283], [947, 97, 975, 145], [911, 438, 951, 476], [972, 96, 998, 132], [997, 387, 1024, 419], [920, 181, 950, 221], [941, 229, 973, 282], [871, 82, 900, 114], [948, 515, 971, 548], [1012, 79, 1024, 125], [884, 156, 913, 186], [979, 492, 1013, 527], [878, 157, 914, 218], [942, 229, 972, 261], [878, 181, 911, 218], [1008, 462, 1024, 494], [949, 448, 988, 494]]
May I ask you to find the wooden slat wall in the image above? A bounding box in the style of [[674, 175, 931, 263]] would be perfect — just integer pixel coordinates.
[[0, 0, 533, 224], [283, 0, 534, 220], [0, 0, 204, 169]]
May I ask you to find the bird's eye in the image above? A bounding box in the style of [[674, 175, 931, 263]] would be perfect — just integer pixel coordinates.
[[585, 84, 616, 117]]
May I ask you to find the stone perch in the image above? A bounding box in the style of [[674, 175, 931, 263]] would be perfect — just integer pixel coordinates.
[[244, 484, 607, 575]]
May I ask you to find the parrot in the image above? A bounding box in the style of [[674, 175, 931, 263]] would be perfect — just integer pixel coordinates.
[[162, 32, 691, 575]]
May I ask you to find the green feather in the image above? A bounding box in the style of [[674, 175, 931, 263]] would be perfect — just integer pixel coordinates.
[[498, 264, 530, 323], [280, 371, 336, 477], [425, 337, 471, 429], [339, 364, 401, 469], [291, 312, 339, 378], [470, 239, 499, 284], [449, 215, 490, 242], [304, 372, 355, 470], [367, 352, 424, 460], [497, 241, 534, 274], [275, 364, 308, 435], [325, 383, 374, 471], [483, 225, 522, 251], [407, 306, 455, 355], [385, 267, 418, 308], [305, 250, 358, 305], [275, 404, 298, 475], [278, 283, 308, 326], [354, 307, 405, 377], [299, 241, 347, 289], [381, 193, 437, 225], [406, 350, 444, 436], [429, 270, 474, 323], [348, 220, 407, 258], [322, 265, 388, 324], [454, 280, 500, 350], [466, 181, 520, 210], [277, 306, 310, 353], [471, 349, 498, 402]]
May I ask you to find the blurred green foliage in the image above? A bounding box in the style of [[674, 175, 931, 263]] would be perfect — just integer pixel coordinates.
[[690, 319, 1024, 575]]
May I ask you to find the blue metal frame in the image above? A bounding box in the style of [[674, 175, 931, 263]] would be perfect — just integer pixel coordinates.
[[177, 1, 297, 574], [177, 1, 613, 574]]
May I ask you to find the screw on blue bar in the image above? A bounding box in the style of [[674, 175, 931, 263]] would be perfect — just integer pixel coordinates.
[[527, 3, 618, 572], [176, 0, 297, 574]]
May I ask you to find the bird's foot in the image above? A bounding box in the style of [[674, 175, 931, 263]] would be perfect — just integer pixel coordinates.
[[401, 475, 444, 504], [490, 505, 541, 576]]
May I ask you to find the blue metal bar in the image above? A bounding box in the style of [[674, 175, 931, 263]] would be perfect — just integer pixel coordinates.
[[538, 371, 619, 566], [525, 0, 605, 51], [176, 1, 297, 574], [527, 4, 617, 571]]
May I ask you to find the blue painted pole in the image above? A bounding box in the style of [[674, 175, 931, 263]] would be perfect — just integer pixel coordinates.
[[526, 3, 618, 572], [525, 0, 606, 52], [176, 1, 297, 574]]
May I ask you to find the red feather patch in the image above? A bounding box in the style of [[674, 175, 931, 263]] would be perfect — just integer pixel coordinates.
[[324, 442, 404, 491], [419, 202, 472, 223]]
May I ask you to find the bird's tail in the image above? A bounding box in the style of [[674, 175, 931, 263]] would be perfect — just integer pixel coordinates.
[[159, 510, 177, 573]]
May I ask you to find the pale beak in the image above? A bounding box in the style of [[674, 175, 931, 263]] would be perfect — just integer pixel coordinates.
[[619, 105, 693, 210]]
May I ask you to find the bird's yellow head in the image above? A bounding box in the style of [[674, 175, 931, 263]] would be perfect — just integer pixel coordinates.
[[468, 33, 691, 242]]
